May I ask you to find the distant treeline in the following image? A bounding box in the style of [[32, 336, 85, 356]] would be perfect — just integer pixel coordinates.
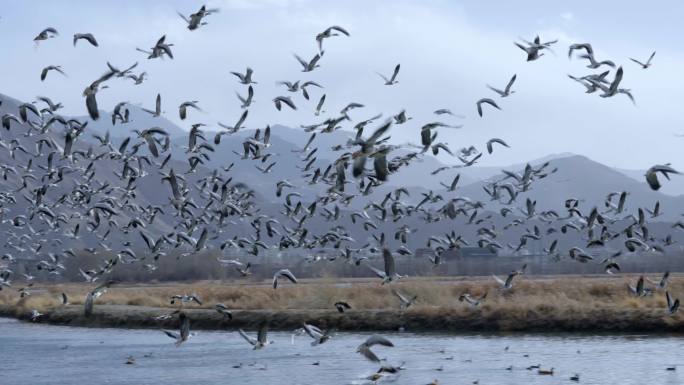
[[10, 247, 684, 283]]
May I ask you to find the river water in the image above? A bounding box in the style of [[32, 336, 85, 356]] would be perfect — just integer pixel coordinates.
[[2, 317, 683, 384]]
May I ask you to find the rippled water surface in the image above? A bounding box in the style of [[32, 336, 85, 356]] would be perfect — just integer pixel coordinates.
[[2, 317, 684, 384]]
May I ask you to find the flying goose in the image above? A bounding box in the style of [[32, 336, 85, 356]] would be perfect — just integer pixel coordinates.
[[492, 272, 517, 290], [236, 85, 254, 108], [357, 335, 394, 363], [179, 101, 201, 120], [486, 138, 509, 154], [302, 322, 333, 346], [73, 33, 98, 47], [231, 67, 257, 84], [273, 96, 297, 111], [334, 301, 351, 313], [294, 53, 322, 72], [34, 27, 58, 41], [162, 311, 191, 347], [647, 271, 670, 289], [40, 65, 66, 81], [170, 294, 202, 306], [629, 51, 656, 69], [238, 322, 272, 349], [458, 292, 487, 307], [487, 74, 516, 97], [368, 248, 402, 284], [215, 304, 233, 319], [579, 53, 616, 69], [392, 289, 417, 309], [377, 64, 400, 85], [666, 291, 680, 315], [273, 269, 298, 289], [645, 164, 680, 191], [316, 25, 349, 52], [476, 98, 501, 117], [178, 5, 218, 30]]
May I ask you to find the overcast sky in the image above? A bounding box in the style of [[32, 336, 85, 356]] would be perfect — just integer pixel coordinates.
[[0, 0, 682, 169]]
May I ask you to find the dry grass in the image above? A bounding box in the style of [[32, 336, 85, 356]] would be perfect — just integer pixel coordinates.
[[0, 275, 676, 312]]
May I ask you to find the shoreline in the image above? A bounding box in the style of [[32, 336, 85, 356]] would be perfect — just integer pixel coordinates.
[[3, 303, 683, 333]]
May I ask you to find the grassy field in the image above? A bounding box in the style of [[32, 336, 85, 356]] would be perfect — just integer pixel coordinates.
[[2, 275, 683, 332]]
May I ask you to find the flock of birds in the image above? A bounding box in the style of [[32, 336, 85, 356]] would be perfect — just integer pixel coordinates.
[[0, 5, 681, 383]]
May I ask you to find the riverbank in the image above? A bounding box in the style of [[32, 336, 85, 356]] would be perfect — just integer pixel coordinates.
[[2, 275, 684, 332]]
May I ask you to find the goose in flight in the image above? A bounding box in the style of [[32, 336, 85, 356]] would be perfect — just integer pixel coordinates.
[[314, 94, 326, 116], [273, 96, 297, 111], [492, 272, 517, 290], [127, 71, 147, 85], [83, 70, 115, 120], [40, 65, 66, 81], [236, 85, 254, 108], [31, 309, 44, 321], [434, 109, 465, 118], [215, 304, 233, 319], [218, 259, 252, 276], [334, 301, 351, 313], [629, 51, 656, 69], [316, 25, 349, 52], [666, 291, 680, 315], [34, 27, 58, 42], [178, 5, 218, 30], [273, 269, 298, 289], [294, 53, 322, 72], [627, 275, 647, 297], [459, 292, 487, 307], [439, 174, 461, 191], [231, 67, 257, 84], [84, 280, 116, 317], [301, 81, 323, 100], [645, 164, 680, 191], [179, 101, 201, 120], [238, 322, 272, 349], [579, 53, 616, 69], [357, 335, 394, 363], [486, 138, 509, 154], [73, 33, 98, 47], [476, 98, 501, 117], [392, 289, 417, 309], [170, 294, 202, 306], [137, 35, 174, 59], [142, 93, 162, 117], [568, 43, 593, 59], [162, 311, 191, 347], [302, 322, 333, 346], [377, 64, 400, 85], [368, 248, 403, 284], [647, 271, 670, 289], [598, 66, 624, 98], [487, 74, 516, 97]]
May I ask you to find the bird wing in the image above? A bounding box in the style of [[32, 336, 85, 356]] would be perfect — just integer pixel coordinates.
[[238, 329, 257, 345], [257, 323, 268, 344], [365, 335, 394, 347], [492, 275, 505, 286], [358, 345, 380, 362], [505, 74, 517, 93], [383, 248, 396, 277], [162, 330, 179, 340], [390, 64, 401, 82]]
